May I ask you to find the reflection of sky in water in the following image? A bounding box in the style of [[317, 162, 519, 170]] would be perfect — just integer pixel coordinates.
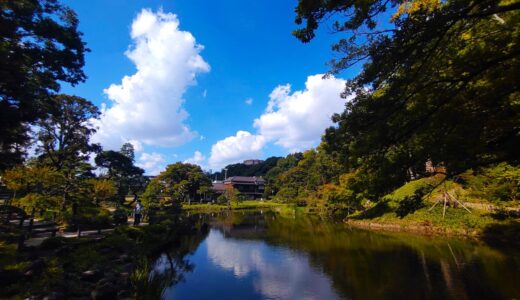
[[165, 229, 341, 300]]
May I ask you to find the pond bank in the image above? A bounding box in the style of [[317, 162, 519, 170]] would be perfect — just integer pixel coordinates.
[[0, 209, 209, 299], [344, 203, 520, 245], [184, 200, 520, 244]]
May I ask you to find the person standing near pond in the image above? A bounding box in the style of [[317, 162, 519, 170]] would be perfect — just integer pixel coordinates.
[[133, 200, 143, 226]]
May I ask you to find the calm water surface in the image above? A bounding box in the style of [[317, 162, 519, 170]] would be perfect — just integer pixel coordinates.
[[156, 211, 520, 300]]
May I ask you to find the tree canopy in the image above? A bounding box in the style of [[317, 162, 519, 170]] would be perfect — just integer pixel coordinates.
[[95, 143, 146, 203], [0, 0, 87, 170], [142, 162, 211, 207], [294, 0, 520, 197]]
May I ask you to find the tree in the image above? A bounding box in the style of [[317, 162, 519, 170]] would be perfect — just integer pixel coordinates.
[[2, 164, 65, 211], [34, 94, 99, 213], [120, 142, 136, 162], [141, 179, 164, 208], [0, 0, 88, 170], [157, 163, 211, 204], [35, 94, 100, 171], [95, 145, 146, 204], [88, 179, 117, 206], [294, 0, 520, 197]]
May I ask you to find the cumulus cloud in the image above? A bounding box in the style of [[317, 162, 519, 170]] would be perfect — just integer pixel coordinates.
[[184, 150, 206, 167], [136, 152, 166, 175], [208, 74, 348, 168], [208, 131, 265, 169], [92, 8, 210, 150], [254, 74, 347, 151]]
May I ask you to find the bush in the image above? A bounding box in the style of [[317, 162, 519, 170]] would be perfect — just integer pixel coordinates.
[[216, 194, 228, 205], [113, 208, 129, 225], [66, 206, 112, 230]]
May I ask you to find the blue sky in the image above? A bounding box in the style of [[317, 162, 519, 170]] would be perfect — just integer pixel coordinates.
[[60, 0, 361, 174]]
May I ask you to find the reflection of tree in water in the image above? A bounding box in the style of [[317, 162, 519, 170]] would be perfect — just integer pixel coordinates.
[[132, 214, 209, 299], [266, 216, 519, 300], [207, 211, 519, 300]]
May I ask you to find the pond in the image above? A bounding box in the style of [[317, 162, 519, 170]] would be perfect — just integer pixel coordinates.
[[154, 211, 520, 300]]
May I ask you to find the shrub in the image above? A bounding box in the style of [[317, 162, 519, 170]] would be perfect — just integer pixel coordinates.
[[216, 194, 227, 205], [113, 208, 129, 225]]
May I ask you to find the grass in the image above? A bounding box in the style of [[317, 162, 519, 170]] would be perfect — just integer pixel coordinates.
[[182, 200, 288, 212], [349, 198, 517, 239]]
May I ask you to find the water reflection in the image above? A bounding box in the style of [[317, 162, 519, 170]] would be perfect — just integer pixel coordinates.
[[161, 211, 520, 300], [206, 229, 341, 300]]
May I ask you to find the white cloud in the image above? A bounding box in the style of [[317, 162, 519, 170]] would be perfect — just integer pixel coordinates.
[[136, 152, 166, 175], [184, 150, 206, 167], [207, 74, 348, 168], [254, 74, 347, 151], [245, 97, 253, 105], [92, 8, 210, 150], [208, 131, 265, 169], [202, 89, 207, 98]]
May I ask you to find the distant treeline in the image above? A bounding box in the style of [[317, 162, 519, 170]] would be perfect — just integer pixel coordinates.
[[209, 157, 283, 180]]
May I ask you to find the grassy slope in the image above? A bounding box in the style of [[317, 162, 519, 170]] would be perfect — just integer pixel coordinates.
[[348, 174, 520, 242]]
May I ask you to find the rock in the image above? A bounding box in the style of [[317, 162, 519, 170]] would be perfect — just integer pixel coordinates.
[[90, 282, 117, 300], [81, 269, 103, 282]]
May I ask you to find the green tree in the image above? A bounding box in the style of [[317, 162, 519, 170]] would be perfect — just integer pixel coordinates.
[[0, 0, 88, 170], [95, 146, 146, 204], [88, 179, 117, 206], [34, 94, 99, 214], [2, 165, 65, 212], [295, 0, 520, 198], [141, 179, 164, 208], [35, 94, 100, 171], [120, 142, 136, 162], [157, 163, 211, 205]]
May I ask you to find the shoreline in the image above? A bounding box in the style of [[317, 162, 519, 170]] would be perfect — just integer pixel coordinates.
[[345, 219, 478, 238]]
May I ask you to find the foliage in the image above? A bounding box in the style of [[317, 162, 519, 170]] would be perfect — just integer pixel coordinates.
[[271, 147, 344, 204], [141, 179, 164, 208], [95, 143, 146, 203], [2, 165, 65, 210], [294, 0, 520, 199], [0, 0, 87, 170], [461, 163, 520, 203], [35, 94, 100, 172], [130, 258, 171, 300], [67, 206, 112, 230], [113, 208, 130, 225], [157, 162, 212, 203], [211, 156, 282, 180], [31, 94, 100, 215], [216, 194, 228, 204], [87, 178, 117, 205]]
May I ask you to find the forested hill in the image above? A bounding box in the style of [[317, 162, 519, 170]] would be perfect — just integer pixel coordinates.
[[210, 157, 282, 180]]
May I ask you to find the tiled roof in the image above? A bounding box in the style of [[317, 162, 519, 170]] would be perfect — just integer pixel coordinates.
[[224, 176, 265, 184], [211, 182, 226, 192]]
